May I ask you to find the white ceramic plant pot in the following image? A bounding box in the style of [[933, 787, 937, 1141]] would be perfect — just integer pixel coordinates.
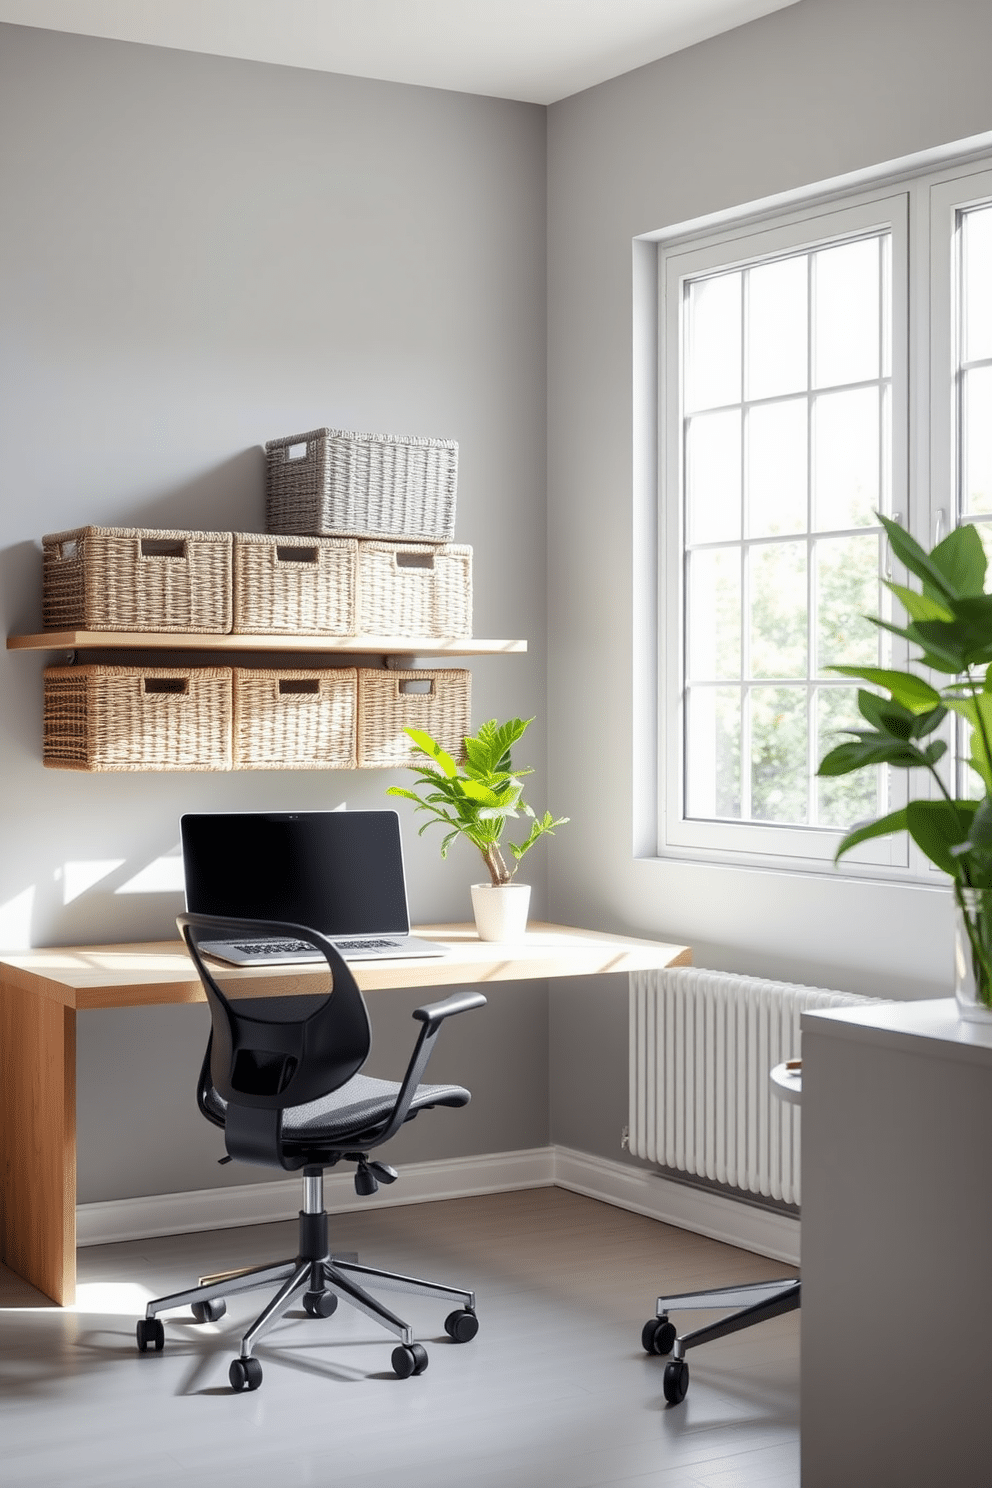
[[470, 882, 531, 942]]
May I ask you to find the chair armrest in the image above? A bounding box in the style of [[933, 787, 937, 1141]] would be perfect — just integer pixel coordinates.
[[413, 990, 487, 1033]]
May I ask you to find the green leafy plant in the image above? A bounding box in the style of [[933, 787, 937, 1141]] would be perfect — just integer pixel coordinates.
[[387, 717, 568, 887], [817, 513, 992, 1004]]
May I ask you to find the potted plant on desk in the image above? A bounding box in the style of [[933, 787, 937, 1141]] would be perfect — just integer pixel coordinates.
[[818, 514, 992, 1020], [387, 716, 568, 941]]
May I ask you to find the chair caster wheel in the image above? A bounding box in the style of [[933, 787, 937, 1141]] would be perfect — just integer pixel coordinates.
[[663, 1358, 689, 1404], [642, 1317, 676, 1355], [191, 1297, 226, 1323], [136, 1317, 165, 1353], [229, 1356, 263, 1392], [303, 1290, 338, 1318], [443, 1308, 479, 1343], [391, 1343, 429, 1378]]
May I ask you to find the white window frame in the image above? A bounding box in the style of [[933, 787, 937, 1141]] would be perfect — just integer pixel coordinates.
[[653, 150, 992, 882]]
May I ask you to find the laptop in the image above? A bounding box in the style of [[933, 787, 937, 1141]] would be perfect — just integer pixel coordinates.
[[180, 809, 446, 965]]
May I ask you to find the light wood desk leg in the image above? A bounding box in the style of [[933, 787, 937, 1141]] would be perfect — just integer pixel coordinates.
[[0, 980, 76, 1305]]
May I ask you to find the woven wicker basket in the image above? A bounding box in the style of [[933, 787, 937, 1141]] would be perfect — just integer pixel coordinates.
[[233, 533, 357, 635], [233, 668, 357, 770], [43, 666, 232, 771], [357, 668, 470, 769], [356, 542, 472, 638], [43, 527, 232, 633], [265, 429, 458, 543]]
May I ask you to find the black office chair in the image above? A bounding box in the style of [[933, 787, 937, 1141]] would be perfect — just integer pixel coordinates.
[[135, 912, 486, 1392], [641, 1062, 802, 1404], [641, 1277, 801, 1404]]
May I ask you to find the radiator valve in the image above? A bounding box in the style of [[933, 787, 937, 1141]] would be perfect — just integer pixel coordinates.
[[620, 1124, 629, 1150]]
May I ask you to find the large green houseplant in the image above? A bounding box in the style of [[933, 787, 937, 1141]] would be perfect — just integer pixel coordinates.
[[818, 513, 992, 1016], [387, 716, 567, 940]]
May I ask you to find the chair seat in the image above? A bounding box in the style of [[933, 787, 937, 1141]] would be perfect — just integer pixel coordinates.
[[202, 1071, 470, 1147]]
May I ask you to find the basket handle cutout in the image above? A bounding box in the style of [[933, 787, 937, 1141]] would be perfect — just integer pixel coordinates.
[[276, 546, 318, 564], [55, 539, 80, 562], [399, 677, 435, 696], [140, 538, 187, 559], [279, 678, 320, 695], [143, 677, 188, 695], [395, 551, 435, 571], [286, 442, 309, 461]]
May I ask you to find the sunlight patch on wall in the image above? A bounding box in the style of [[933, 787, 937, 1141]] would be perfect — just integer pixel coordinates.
[[115, 852, 184, 895], [60, 860, 125, 904], [0, 885, 35, 947]]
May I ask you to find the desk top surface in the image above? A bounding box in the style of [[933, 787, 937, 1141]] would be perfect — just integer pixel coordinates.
[[0, 923, 692, 1010]]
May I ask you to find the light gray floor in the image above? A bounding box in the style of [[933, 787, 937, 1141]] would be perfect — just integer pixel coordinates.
[[0, 1188, 799, 1488]]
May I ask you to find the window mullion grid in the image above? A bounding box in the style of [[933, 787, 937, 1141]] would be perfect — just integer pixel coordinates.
[[954, 210, 966, 796], [806, 250, 817, 827], [877, 232, 891, 819], [739, 266, 752, 821]]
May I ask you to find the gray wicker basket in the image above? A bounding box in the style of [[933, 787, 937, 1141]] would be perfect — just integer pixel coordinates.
[[233, 668, 357, 770], [43, 526, 232, 633], [266, 428, 458, 543], [356, 542, 472, 638], [357, 668, 470, 768], [43, 666, 232, 771], [233, 533, 357, 635]]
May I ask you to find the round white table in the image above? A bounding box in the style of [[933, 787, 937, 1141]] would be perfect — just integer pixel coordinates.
[[770, 1060, 802, 1105]]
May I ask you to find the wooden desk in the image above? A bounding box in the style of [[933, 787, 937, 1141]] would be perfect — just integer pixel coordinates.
[[0, 923, 690, 1305]]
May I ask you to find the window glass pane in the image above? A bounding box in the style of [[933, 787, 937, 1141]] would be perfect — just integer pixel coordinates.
[[963, 365, 992, 515], [687, 548, 741, 680], [686, 688, 741, 818], [815, 533, 880, 675], [746, 255, 808, 401], [686, 272, 742, 412], [963, 206, 992, 364], [813, 237, 880, 388], [750, 686, 808, 823], [749, 541, 807, 678], [968, 517, 992, 572], [813, 386, 879, 530], [815, 686, 881, 828], [747, 398, 808, 538], [686, 409, 741, 542]]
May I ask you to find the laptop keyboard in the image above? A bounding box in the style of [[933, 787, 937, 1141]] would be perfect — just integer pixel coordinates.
[[231, 937, 398, 957], [232, 940, 317, 956]]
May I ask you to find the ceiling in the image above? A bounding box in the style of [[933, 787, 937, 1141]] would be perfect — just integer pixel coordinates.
[[0, 0, 800, 104]]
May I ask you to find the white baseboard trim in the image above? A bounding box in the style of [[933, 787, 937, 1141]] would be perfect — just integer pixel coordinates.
[[551, 1146, 801, 1267], [77, 1145, 800, 1266], [76, 1148, 555, 1248]]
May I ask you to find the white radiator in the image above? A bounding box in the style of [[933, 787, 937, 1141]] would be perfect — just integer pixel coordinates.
[[629, 968, 876, 1207]]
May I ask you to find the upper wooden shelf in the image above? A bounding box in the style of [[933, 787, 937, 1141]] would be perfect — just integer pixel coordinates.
[[7, 630, 527, 657]]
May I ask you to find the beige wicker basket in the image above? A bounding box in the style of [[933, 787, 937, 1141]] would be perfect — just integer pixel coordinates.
[[43, 527, 232, 633], [357, 668, 470, 768], [43, 666, 232, 771], [266, 429, 458, 543], [232, 533, 357, 635], [233, 668, 357, 770], [356, 542, 472, 638]]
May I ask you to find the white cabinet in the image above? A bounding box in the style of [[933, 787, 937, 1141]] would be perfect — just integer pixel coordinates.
[[800, 999, 992, 1487]]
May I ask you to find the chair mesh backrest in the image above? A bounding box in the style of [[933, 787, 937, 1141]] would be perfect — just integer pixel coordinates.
[[178, 913, 372, 1111]]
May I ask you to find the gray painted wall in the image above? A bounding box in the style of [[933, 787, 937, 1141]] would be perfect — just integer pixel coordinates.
[[7, 1, 991, 1203], [0, 24, 550, 1200], [545, 0, 992, 1160]]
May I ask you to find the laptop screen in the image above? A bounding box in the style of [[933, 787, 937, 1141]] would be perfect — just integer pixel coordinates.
[[180, 810, 412, 937]]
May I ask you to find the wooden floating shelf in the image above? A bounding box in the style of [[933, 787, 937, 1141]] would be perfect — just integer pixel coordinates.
[[7, 631, 527, 657]]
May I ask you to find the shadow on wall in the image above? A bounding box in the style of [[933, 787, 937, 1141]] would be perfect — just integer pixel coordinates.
[[124, 446, 266, 537], [1, 445, 266, 632]]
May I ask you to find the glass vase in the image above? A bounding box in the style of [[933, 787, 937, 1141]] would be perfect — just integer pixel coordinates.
[[953, 886, 992, 1021]]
